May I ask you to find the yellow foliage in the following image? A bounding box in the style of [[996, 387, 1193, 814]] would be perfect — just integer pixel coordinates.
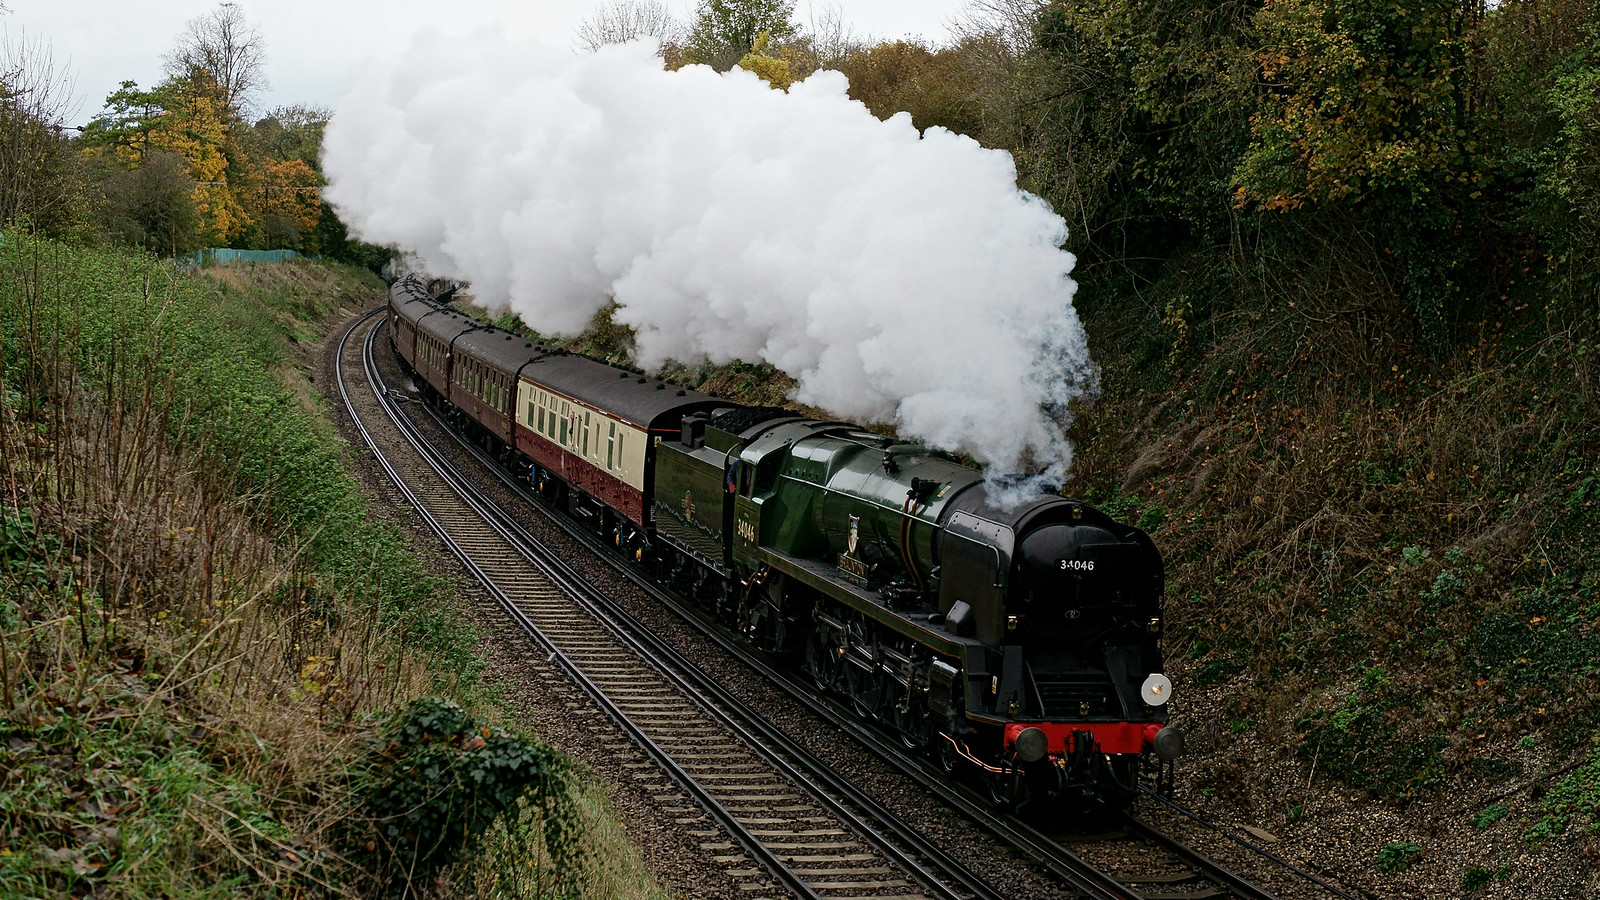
[[737, 31, 794, 90], [148, 83, 253, 245], [262, 158, 322, 234]]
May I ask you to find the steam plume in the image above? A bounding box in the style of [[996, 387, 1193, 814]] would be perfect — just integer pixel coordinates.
[[322, 31, 1097, 477]]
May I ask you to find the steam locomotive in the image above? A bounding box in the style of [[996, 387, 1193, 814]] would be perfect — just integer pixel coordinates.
[[386, 275, 1184, 808]]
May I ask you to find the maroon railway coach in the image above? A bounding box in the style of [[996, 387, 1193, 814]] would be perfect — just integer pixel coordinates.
[[387, 281, 722, 542]]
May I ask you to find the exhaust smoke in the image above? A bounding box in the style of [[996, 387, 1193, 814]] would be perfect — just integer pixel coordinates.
[[323, 31, 1097, 487]]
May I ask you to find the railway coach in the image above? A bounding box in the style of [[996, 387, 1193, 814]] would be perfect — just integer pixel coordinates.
[[388, 278, 723, 550]]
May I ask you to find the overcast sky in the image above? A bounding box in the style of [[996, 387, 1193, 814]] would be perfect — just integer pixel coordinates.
[[9, 1, 975, 126]]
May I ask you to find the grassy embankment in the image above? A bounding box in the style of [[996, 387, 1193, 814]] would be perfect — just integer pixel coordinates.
[[0, 238, 665, 899], [1061, 241, 1600, 866]]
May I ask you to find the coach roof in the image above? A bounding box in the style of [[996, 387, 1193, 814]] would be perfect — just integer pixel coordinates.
[[521, 352, 726, 430], [415, 308, 475, 346], [453, 326, 547, 374]]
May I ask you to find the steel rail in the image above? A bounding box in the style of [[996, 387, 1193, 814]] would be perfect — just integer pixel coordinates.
[[1131, 793, 1365, 900], [1122, 814, 1281, 900], [336, 309, 824, 900]]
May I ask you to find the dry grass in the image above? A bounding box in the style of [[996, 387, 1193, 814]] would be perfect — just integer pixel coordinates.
[[0, 241, 667, 898]]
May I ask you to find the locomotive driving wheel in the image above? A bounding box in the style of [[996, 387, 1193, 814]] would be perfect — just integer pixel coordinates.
[[843, 663, 881, 720], [884, 682, 928, 751], [986, 754, 1024, 812], [803, 628, 841, 693], [841, 621, 881, 720], [935, 733, 962, 775]]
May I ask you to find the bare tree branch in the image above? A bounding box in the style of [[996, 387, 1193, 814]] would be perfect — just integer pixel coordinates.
[[803, 2, 863, 69], [951, 0, 1047, 55], [163, 2, 267, 115], [575, 1, 685, 53], [0, 27, 81, 226]]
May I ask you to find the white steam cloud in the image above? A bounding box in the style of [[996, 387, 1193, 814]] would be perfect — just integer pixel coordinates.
[[323, 31, 1097, 477]]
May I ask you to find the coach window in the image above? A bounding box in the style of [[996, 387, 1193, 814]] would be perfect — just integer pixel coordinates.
[[558, 404, 568, 444], [582, 412, 590, 457], [607, 422, 616, 470]]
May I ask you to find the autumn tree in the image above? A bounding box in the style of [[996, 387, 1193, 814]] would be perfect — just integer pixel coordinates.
[[684, 0, 797, 70], [1234, 0, 1489, 343], [836, 39, 991, 139], [154, 75, 252, 245], [82, 5, 276, 248], [256, 157, 320, 247], [736, 31, 797, 88]]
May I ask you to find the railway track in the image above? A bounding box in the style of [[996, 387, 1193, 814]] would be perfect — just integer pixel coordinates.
[[338, 309, 1004, 900], [342, 305, 1354, 900]]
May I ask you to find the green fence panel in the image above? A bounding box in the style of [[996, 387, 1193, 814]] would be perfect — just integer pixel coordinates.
[[180, 248, 305, 267]]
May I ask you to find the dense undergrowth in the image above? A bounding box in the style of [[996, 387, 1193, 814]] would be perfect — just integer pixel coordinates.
[[0, 238, 664, 898], [1055, 234, 1600, 877]]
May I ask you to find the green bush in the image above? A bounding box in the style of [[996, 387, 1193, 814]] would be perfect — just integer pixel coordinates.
[[1377, 841, 1422, 873], [1472, 803, 1509, 829], [354, 698, 583, 891]]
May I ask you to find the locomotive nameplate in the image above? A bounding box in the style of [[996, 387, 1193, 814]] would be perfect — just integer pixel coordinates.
[[837, 552, 869, 586]]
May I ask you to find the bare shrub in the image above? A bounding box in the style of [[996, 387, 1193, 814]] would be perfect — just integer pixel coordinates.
[[575, 0, 685, 53], [0, 28, 82, 232]]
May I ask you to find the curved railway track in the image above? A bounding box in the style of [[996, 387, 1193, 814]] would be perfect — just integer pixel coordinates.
[[340, 305, 1357, 900]]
